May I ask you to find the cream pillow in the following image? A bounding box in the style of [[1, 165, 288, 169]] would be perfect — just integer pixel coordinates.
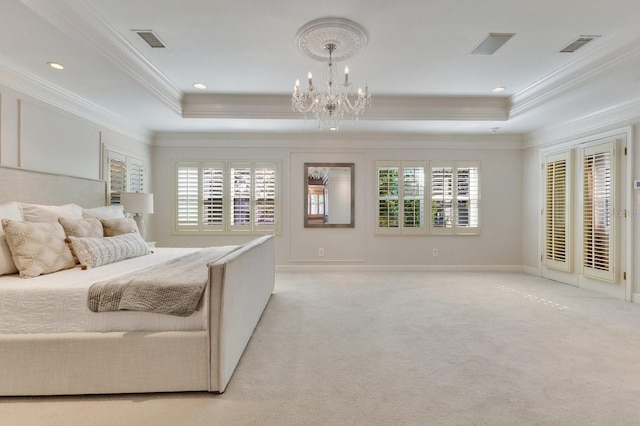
[[59, 217, 104, 264], [59, 217, 103, 238], [100, 217, 139, 237], [82, 205, 125, 220], [68, 233, 150, 269], [0, 202, 23, 275], [1, 219, 75, 278], [21, 203, 83, 222]]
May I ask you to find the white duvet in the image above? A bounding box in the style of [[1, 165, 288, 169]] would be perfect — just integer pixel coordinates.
[[0, 248, 208, 334]]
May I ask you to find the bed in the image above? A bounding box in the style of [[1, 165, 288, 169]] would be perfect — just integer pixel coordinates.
[[0, 166, 275, 396]]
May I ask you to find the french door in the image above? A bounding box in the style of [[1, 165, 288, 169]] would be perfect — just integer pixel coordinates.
[[542, 137, 627, 299]]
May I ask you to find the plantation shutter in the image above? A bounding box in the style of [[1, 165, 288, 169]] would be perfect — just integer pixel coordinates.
[[455, 162, 480, 234], [254, 164, 278, 230], [544, 151, 572, 272], [105, 148, 147, 206], [430, 162, 454, 234], [108, 152, 127, 205], [377, 162, 400, 233], [202, 163, 225, 230], [401, 162, 426, 234], [176, 162, 200, 229], [128, 158, 145, 193], [582, 141, 616, 282], [229, 164, 252, 230], [175, 161, 280, 233]]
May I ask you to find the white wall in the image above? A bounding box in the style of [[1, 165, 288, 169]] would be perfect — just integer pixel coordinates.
[[0, 84, 152, 203], [152, 133, 524, 269]]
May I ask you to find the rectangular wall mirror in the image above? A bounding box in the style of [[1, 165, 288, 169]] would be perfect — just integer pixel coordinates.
[[304, 163, 355, 228]]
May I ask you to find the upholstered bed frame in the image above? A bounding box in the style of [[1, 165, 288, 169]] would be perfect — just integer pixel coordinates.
[[0, 166, 275, 395]]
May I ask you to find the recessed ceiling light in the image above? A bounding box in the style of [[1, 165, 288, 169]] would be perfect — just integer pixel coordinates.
[[491, 87, 506, 94], [47, 62, 64, 70], [193, 83, 207, 90]]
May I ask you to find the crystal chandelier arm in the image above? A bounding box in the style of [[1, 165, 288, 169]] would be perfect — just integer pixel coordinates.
[[292, 94, 319, 114]]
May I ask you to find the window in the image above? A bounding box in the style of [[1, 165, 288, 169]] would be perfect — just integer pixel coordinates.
[[104, 148, 147, 205], [430, 161, 480, 235], [582, 141, 617, 282], [544, 151, 572, 272], [376, 160, 479, 235], [176, 161, 280, 234]]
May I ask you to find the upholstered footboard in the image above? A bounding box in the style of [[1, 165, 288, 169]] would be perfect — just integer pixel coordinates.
[[0, 235, 275, 396], [207, 235, 275, 392]]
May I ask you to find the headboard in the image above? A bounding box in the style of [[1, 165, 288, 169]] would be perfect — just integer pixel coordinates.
[[0, 166, 107, 207]]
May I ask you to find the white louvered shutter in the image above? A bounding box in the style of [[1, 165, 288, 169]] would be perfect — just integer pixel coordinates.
[[377, 162, 400, 233], [128, 158, 145, 193], [455, 162, 480, 234], [544, 151, 572, 272], [401, 162, 426, 234], [254, 165, 278, 231], [108, 152, 127, 205], [582, 141, 616, 282], [176, 163, 200, 229], [430, 162, 454, 234], [402, 164, 425, 228], [202, 164, 225, 230], [229, 164, 252, 230]]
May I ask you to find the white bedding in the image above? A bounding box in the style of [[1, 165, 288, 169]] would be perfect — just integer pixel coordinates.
[[0, 248, 210, 334]]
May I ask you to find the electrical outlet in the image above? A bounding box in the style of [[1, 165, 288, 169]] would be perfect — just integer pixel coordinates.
[[432, 248, 438, 256], [318, 248, 324, 257]]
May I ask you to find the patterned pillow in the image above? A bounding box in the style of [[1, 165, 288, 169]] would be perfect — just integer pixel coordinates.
[[1, 219, 75, 278], [68, 233, 150, 269], [0, 202, 24, 275], [59, 217, 103, 238], [59, 217, 104, 264], [100, 218, 139, 237]]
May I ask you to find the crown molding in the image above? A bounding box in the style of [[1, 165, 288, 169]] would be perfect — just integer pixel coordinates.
[[182, 93, 510, 121], [510, 25, 640, 118], [0, 55, 151, 142], [522, 96, 640, 149], [20, 0, 182, 114], [153, 130, 522, 150]]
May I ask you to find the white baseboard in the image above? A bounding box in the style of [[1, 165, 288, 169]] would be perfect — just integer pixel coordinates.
[[631, 293, 640, 304], [522, 265, 540, 276], [276, 264, 526, 273]]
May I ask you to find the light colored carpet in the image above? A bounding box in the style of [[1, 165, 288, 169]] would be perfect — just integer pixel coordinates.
[[2, 271, 640, 425]]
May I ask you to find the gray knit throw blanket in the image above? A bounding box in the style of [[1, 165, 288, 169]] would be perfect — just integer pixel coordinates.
[[88, 245, 238, 317]]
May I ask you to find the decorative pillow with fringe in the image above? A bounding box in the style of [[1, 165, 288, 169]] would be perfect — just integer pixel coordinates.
[[68, 232, 150, 269]]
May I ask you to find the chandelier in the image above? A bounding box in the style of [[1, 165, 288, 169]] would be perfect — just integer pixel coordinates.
[[291, 18, 372, 131]]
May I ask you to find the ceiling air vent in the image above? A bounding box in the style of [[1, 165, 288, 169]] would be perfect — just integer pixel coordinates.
[[471, 33, 515, 55], [560, 35, 600, 53], [133, 30, 166, 48]]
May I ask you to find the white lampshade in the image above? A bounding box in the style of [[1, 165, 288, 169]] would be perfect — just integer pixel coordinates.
[[121, 192, 154, 214]]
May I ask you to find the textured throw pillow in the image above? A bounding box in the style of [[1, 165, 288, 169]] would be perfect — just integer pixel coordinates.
[[68, 233, 150, 269], [59, 217, 103, 238], [82, 205, 125, 220], [59, 217, 104, 264], [21, 203, 83, 222], [0, 202, 24, 275], [100, 217, 139, 237], [1, 219, 75, 278]]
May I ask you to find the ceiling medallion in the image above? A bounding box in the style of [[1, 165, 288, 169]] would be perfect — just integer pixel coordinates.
[[292, 17, 371, 130]]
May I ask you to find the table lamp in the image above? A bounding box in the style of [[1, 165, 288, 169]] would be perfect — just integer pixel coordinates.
[[120, 192, 154, 241]]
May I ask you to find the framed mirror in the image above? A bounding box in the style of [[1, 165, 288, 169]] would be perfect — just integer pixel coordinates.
[[304, 163, 355, 228]]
